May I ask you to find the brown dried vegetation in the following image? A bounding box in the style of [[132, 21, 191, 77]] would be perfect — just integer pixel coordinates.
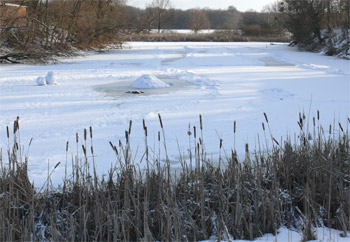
[[0, 113, 349, 241]]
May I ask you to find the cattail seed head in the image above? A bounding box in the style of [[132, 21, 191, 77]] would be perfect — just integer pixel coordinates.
[[143, 119, 146, 130], [339, 122, 344, 132], [220, 139, 223, 149], [317, 110, 320, 120], [262, 122, 265, 131], [29, 138, 33, 147], [273, 138, 279, 146], [91, 146, 94, 155], [329, 124, 332, 134], [82, 145, 86, 155], [76, 133, 79, 143], [89, 126, 93, 139], [125, 131, 129, 143], [13, 120, 18, 134], [129, 120, 132, 135], [263, 112, 268, 123], [234, 120, 236, 134], [109, 141, 117, 154], [54, 162, 61, 169], [313, 117, 315, 127], [193, 126, 196, 138], [158, 131, 160, 141], [6, 126, 9, 138], [145, 127, 148, 137], [158, 113, 163, 129], [84, 128, 87, 141], [199, 115, 203, 130], [66, 141, 69, 152], [119, 140, 122, 147], [245, 143, 249, 153]]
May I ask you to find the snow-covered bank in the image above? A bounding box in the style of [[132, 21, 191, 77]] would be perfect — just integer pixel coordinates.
[[202, 227, 350, 242], [0, 42, 349, 186], [294, 28, 350, 59]]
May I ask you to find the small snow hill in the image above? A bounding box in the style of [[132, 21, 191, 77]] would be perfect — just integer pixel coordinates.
[[131, 74, 169, 89]]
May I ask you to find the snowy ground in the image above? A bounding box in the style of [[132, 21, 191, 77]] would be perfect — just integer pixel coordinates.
[[0, 42, 349, 187], [202, 227, 350, 242]]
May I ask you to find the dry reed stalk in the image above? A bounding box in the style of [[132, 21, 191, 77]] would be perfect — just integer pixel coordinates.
[[0, 116, 349, 241]]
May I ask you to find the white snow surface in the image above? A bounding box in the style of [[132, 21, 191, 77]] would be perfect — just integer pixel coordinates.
[[201, 227, 350, 242], [131, 73, 169, 88], [0, 42, 349, 188]]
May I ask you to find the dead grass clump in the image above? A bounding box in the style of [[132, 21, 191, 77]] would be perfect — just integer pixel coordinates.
[[0, 114, 349, 241]]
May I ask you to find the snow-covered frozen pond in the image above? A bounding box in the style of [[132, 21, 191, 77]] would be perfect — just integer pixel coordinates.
[[0, 42, 349, 185]]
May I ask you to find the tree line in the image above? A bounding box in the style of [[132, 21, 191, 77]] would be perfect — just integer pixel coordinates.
[[0, 0, 349, 56]]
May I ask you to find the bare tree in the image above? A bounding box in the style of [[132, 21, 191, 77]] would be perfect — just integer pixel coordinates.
[[223, 6, 242, 30], [189, 8, 210, 33], [150, 0, 171, 33]]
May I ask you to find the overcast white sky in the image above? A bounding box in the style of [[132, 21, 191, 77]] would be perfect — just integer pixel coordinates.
[[128, 0, 276, 12]]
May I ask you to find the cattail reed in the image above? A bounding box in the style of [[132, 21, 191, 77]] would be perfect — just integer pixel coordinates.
[[82, 145, 87, 156], [54, 162, 61, 169], [263, 112, 268, 123], [0, 115, 348, 242], [273, 138, 279, 146], [158, 113, 163, 129], [125, 131, 129, 143], [187, 123, 192, 136], [84, 128, 87, 141], [129, 120, 132, 135], [109, 141, 118, 155]]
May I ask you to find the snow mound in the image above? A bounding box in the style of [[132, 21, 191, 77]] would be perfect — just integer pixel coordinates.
[[161, 68, 220, 89], [45, 71, 57, 85], [131, 74, 169, 89], [179, 70, 219, 88], [36, 76, 46, 86], [36, 71, 58, 86]]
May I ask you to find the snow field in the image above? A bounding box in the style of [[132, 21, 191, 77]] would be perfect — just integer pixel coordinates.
[[0, 42, 348, 187]]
